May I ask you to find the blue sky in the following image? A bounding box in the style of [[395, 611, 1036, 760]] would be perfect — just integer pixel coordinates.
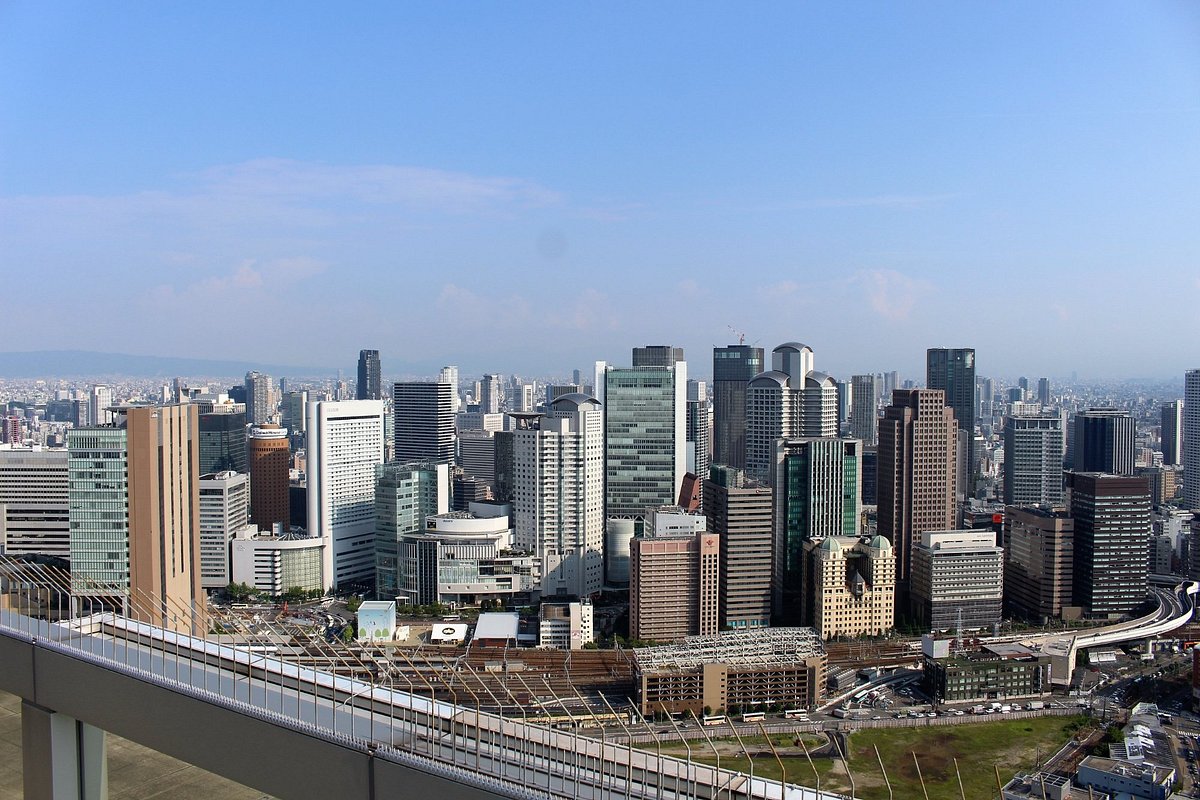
[[2, 3, 1198, 380]]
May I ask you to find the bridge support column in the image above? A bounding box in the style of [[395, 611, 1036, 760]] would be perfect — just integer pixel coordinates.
[[21, 701, 108, 800]]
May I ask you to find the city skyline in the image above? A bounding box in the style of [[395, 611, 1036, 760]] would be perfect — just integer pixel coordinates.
[[2, 5, 1199, 378]]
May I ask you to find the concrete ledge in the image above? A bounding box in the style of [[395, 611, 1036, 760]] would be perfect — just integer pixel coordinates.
[[0, 635, 35, 700], [31, 646, 370, 800]]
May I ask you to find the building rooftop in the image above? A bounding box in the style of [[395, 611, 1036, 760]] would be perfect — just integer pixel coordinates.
[[634, 628, 825, 672], [1079, 756, 1174, 786], [473, 612, 520, 642]]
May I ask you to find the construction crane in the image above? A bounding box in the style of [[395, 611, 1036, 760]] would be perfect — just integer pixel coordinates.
[[726, 325, 746, 345]]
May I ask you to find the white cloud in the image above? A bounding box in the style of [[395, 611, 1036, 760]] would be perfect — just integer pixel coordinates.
[[853, 269, 931, 321]]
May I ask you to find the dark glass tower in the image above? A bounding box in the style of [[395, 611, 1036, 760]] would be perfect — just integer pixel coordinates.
[[198, 410, 247, 474], [1072, 408, 1135, 476], [926, 347, 976, 479], [357, 349, 382, 400], [712, 344, 764, 469]]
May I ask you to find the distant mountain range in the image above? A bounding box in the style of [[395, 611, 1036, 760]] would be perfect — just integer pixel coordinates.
[[0, 351, 338, 380]]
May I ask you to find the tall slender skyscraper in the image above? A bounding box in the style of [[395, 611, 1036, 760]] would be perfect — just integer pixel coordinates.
[[926, 348, 975, 476], [1161, 400, 1183, 467], [877, 389, 958, 600], [711, 344, 764, 469], [356, 349, 382, 400], [849, 374, 880, 446], [306, 400, 386, 590], [685, 379, 710, 494], [438, 366, 460, 413], [513, 394, 605, 598], [393, 382, 455, 464], [480, 374, 503, 414], [1037, 377, 1051, 407], [248, 424, 290, 532], [773, 437, 862, 622], [1184, 370, 1200, 509], [89, 384, 113, 426], [244, 371, 272, 425]]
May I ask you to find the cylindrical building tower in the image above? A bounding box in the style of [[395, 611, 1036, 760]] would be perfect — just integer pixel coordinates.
[[248, 423, 290, 532]]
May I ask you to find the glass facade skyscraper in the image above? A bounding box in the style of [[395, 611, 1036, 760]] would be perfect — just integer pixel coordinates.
[[603, 365, 687, 520], [67, 427, 130, 595], [711, 344, 763, 469]]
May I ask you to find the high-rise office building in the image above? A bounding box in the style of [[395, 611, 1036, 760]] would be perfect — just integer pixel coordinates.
[[603, 363, 687, 519], [877, 389, 958, 599], [926, 348, 976, 476], [198, 407, 247, 475], [1002, 506, 1074, 623], [1002, 411, 1066, 506], [356, 349, 382, 401], [849, 374, 880, 446], [0, 446, 69, 562], [632, 345, 684, 368], [1072, 408, 1135, 476], [480, 374, 503, 414], [1037, 378, 1051, 407], [375, 461, 449, 600], [772, 437, 862, 622], [306, 400, 386, 590], [629, 506, 718, 643], [458, 430, 496, 487], [393, 382, 455, 465], [703, 465, 772, 630], [910, 529, 1004, 632], [248, 424, 290, 532], [712, 344, 764, 469], [1186, 370, 1200, 509], [89, 384, 113, 426], [745, 343, 838, 482], [1161, 400, 1183, 466], [198, 471, 249, 589], [438, 365, 460, 413], [513, 394, 605, 598], [3, 417, 21, 445], [1069, 472, 1150, 616], [244, 371, 272, 425], [68, 405, 201, 629], [686, 380, 710, 496]]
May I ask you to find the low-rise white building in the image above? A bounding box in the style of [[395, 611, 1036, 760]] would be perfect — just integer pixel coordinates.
[[231, 527, 325, 596], [538, 601, 594, 650]]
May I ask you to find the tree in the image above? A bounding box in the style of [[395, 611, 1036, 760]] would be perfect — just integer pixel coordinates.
[[346, 596, 363, 613], [341, 625, 355, 644], [226, 582, 253, 602], [282, 586, 307, 604]]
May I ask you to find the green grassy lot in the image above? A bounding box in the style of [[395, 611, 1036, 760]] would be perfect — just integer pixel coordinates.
[[659, 715, 1090, 799]]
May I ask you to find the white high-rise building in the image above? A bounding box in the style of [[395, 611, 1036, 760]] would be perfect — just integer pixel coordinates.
[[513, 393, 605, 598], [198, 471, 250, 588], [745, 343, 839, 482], [306, 399, 386, 590], [438, 366, 460, 413], [89, 384, 113, 426], [1185, 370, 1200, 510]]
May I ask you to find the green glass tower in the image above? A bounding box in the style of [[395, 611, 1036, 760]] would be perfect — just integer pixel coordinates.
[[772, 437, 862, 623]]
